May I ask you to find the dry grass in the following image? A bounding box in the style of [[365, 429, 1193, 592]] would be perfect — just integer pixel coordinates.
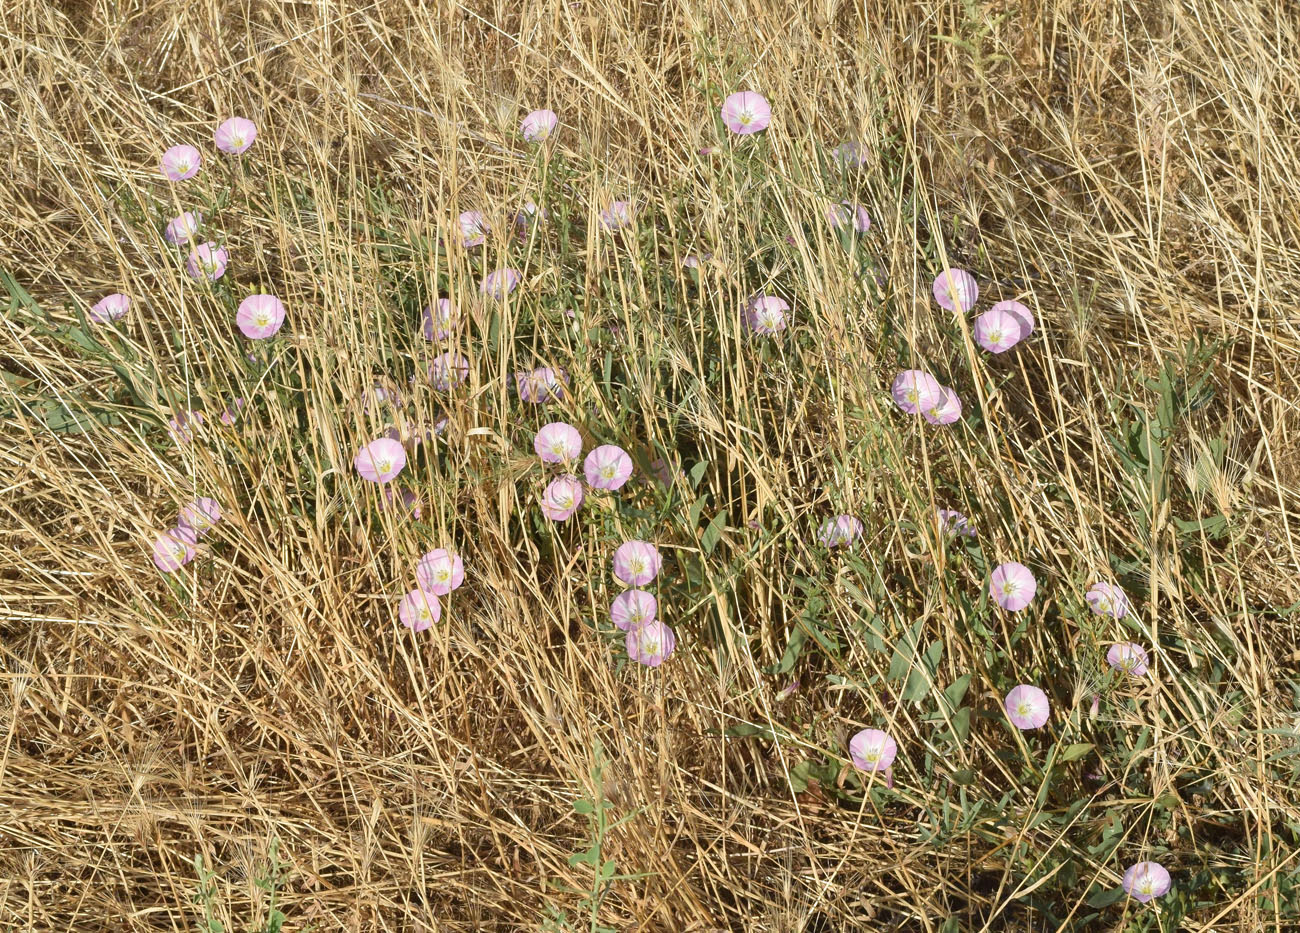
[[2, 0, 1299, 929]]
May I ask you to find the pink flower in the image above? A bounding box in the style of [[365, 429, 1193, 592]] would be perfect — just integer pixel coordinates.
[[682, 253, 712, 269], [937, 509, 975, 538], [428, 352, 469, 390], [520, 109, 558, 142], [818, 515, 863, 547], [891, 370, 943, 414], [990, 562, 1037, 611], [534, 422, 583, 463], [932, 268, 978, 313], [626, 620, 675, 666], [416, 548, 465, 596], [151, 526, 198, 572], [974, 308, 1023, 353], [515, 367, 569, 404], [1004, 684, 1050, 730], [164, 211, 202, 245], [398, 588, 441, 632], [354, 437, 406, 483], [178, 498, 221, 536], [849, 728, 897, 772], [831, 141, 867, 167], [219, 398, 245, 425], [721, 91, 771, 135], [1086, 581, 1129, 619], [1107, 642, 1149, 676], [481, 267, 521, 299], [168, 410, 206, 443], [826, 201, 871, 233], [514, 200, 547, 231], [613, 540, 662, 587], [458, 211, 488, 248], [186, 242, 228, 281], [160, 145, 201, 181], [611, 589, 656, 631], [747, 295, 788, 335], [236, 294, 286, 339], [650, 458, 683, 489], [600, 201, 634, 231], [89, 293, 130, 323], [992, 299, 1035, 337], [584, 445, 633, 490], [1122, 861, 1171, 902], [422, 299, 457, 341], [923, 386, 963, 425], [381, 486, 422, 519], [214, 117, 257, 155], [541, 475, 584, 521]]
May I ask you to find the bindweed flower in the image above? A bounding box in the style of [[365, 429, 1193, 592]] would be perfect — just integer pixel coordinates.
[[164, 211, 202, 245], [613, 540, 662, 587], [398, 588, 441, 632], [1086, 581, 1129, 619], [422, 299, 457, 341], [818, 515, 863, 548], [534, 422, 583, 463], [937, 508, 975, 538], [540, 475, 584, 521], [354, 437, 406, 483], [584, 445, 633, 490], [1107, 642, 1150, 676], [416, 548, 465, 596], [186, 242, 228, 281], [650, 457, 683, 489], [721, 91, 771, 135], [152, 526, 198, 572], [168, 410, 206, 443], [600, 201, 634, 231], [481, 267, 521, 299], [1122, 861, 1171, 902], [236, 294, 285, 339], [849, 728, 898, 772], [923, 386, 963, 425], [219, 398, 245, 425], [990, 562, 1037, 611], [992, 299, 1035, 337], [428, 352, 469, 390], [1004, 684, 1050, 730], [831, 141, 867, 167], [932, 268, 978, 313], [514, 199, 547, 232], [381, 486, 422, 519], [626, 619, 676, 666], [826, 201, 871, 233], [520, 109, 558, 142], [682, 253, 712, 269], [160, 145, 201, 181], [178, 498, 221, 536], [891, 370, 944, 415], [89, 293, 130, 324], [746, 295, 788, 335], [974, 308, 1023, 354], [458, 211, 488, 248], [214, 117, 257, 154], [363, 380, 403, 412], [515, 367, 569, 404], [610, 589, 656, 631]]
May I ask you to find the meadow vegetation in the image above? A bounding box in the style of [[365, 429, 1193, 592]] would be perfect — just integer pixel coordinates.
[[2, 0, 1300, 929]]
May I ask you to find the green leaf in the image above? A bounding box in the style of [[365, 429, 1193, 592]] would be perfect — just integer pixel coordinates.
[[1086, 884, 1125, 908], [943, 674, 972, 709], [724, 723, 773, 740], [767, 625, 808, 675], [688, 459, 710, 488], [701, 509, 727, 554], [901, 665, 932, 703], [1058, 743, 1094, 763], [573, 799, 594, 815], [599, 859, 617, 881]]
